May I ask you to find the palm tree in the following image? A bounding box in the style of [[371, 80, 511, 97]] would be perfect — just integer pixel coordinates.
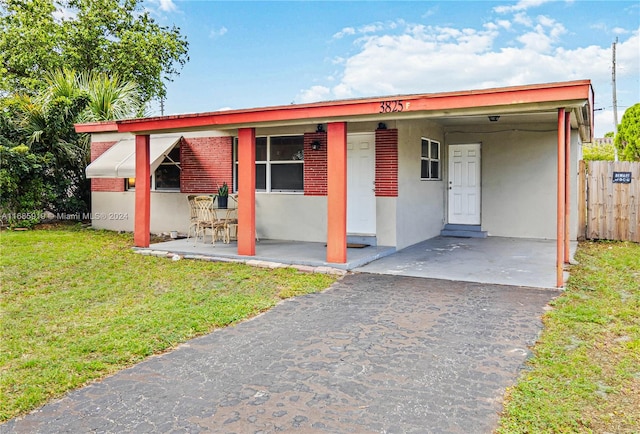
[[11, 68, 145, 213], [44, 68, 145, 122], [77, 70, 145, 122]]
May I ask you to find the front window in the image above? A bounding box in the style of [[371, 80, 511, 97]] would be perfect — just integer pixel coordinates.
[[154, 147, 181, 190], [235, 135, 304, 192], [421, 138, 440, 180], [125, 146, 181, 191]]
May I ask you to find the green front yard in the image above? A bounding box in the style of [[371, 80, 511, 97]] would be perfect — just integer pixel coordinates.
[[0, 225, 337, 421], [497, 241, 640, 433]]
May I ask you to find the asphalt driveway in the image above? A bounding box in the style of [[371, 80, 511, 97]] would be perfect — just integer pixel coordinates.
[[1, 274, 559, 433]]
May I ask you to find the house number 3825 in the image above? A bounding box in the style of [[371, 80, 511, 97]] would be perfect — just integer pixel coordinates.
[[379, 100, 404, 113]]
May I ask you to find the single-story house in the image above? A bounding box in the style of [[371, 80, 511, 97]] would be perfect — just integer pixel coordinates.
[[76, 80, 594, 287]]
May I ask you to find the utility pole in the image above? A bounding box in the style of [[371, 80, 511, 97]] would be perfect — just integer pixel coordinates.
[[160, 97, 165, 116], [612, 38, 619, 160]]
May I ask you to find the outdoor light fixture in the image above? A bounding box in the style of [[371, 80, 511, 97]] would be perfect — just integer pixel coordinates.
[[488, 115, 500, 122], [311, 140, 322, 151], [316, 124, 325, 133], [378, 122, 387, 130]]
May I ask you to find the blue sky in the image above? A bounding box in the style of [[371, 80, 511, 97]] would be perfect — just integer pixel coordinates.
[[146, 0, 640, 137]]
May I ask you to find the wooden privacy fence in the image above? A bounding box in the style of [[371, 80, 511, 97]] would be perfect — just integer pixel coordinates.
[[578, 160, 640, 242]]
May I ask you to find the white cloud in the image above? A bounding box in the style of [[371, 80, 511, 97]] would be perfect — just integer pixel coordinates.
[[209, 26, 228, 39], [515, 16, 566, 51], [360, 23, 385, 34], [518, 31, 552, 51], [158, 0, 177, 13], [486, 20, 512, 31], [513, 12, 533, 27], [145, 0, 179, 17], [295, 85, 332, 103], [615, 30, 640, 78], [595, 109, 615, 135], [422, 7, 438, 19], [494, 0, 554, 14], [333, 27, 356, 39]]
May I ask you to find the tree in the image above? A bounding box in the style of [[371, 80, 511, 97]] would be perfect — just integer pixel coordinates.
[[0, 0, 188, 104], [1, 69, 145, 224], [45, 68, 145, 122], [0, 0, 62, 94], [615, 103, 640, 161], [0, 145, 57, 228], [582, 140, 615, 161], [6, 89, 90, 215]]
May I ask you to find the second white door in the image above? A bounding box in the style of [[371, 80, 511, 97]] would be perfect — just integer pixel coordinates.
[[448, 143, 481, 225]]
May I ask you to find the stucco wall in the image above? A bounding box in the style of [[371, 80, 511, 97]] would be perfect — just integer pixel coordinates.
[[375, 197, 397, 246], [446, 127, 580, 240], [91, 192, 191, 234], [395, 119, 446, 250], [255, 194, 327, 242], [91, 191, 329, 242]]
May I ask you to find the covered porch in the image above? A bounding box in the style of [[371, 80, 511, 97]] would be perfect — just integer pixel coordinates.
[[77, 80, 595, 289]]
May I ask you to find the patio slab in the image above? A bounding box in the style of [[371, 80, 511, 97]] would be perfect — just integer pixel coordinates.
[[144, 238, 396, 270]]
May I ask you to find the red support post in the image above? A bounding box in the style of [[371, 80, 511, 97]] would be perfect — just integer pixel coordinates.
[[556, 109, 566, 288], [237, 128, 256, 256], [326, 122, 348, 263], [564, 111, 571, 264], [134, 134, 151, 247]]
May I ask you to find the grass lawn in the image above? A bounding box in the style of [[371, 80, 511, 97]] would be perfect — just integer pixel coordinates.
[[497, 241, 640, 433], [0, 225, 337, 422]]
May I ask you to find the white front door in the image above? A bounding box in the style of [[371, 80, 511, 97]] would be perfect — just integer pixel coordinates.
[[347, 133, 376, 234], [448, 143, 481, 225]]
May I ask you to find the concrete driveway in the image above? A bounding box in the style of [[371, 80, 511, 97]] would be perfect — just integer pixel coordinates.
[[1, 274, 558, 433]]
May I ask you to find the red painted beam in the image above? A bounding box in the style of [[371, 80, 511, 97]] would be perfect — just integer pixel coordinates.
[[74, 121, 118, 133], [134, 135, 151, 248], [237, 128, 256, 256], [556, 109, 566, 288], [109, 81, 593, 134], [326, 122, 347, 263]]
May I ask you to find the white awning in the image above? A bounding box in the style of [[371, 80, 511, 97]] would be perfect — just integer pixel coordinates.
[[86, 135, 182, 178]]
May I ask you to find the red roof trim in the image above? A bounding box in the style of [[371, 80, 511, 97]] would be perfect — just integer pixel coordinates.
[[75, 80, 593, 134], [74, 121, 118, 133]]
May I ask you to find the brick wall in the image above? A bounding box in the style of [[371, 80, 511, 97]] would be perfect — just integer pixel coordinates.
[[303, 130, 398, 197], [90, 141, 124, 192], [303, 132, 328, 196], [180, 136, 233, 194], [375, 129, 398, 197]]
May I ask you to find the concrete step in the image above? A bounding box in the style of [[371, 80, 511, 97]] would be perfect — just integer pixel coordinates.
[[441, 224, 487, 238], [442, 224, 484, 232], [347, 234, 377, 247]]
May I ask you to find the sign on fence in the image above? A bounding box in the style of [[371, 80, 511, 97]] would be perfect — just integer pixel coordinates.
[[579, 161, 640, 243], [613, 172, 632, 184]]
